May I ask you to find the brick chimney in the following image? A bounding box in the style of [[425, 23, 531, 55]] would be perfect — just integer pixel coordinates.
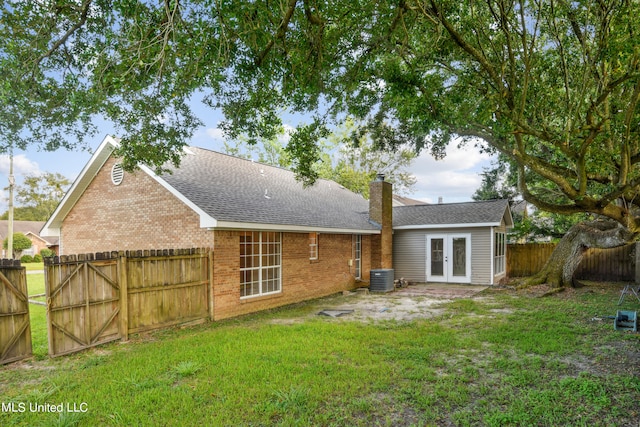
[[369, 173, 393, 270]]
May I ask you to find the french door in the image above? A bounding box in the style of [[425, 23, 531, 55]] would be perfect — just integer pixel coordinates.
[[426, 234, 471, 283]]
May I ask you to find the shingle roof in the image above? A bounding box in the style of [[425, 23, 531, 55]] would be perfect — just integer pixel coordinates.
[[392, 194, 427, 206], [159, 147, 378, 232], [393, 199, 512, 227], [0, 220, 45, 238]]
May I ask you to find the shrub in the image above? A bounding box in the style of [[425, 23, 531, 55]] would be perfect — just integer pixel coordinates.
[[40, 248, 55, 258], [33, 254, 43, 263], [21, 255, 34, 263]]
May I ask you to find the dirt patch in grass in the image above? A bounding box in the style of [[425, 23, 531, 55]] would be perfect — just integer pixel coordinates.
[[276, 283, 489, 323]]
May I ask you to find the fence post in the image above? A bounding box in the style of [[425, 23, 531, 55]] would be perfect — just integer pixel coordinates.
[[208, 250, 215, 321], [118, 252, 129, 341]]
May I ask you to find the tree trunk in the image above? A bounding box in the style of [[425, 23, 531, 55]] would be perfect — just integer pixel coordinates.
[[521, 219, 636, 288]]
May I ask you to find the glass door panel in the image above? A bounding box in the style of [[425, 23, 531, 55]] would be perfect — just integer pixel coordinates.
[[426, 234, 471, 283], [451, 237, 467, 277]]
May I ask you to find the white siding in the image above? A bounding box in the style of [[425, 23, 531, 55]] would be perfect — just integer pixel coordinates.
[[393, 227, 493, 285]]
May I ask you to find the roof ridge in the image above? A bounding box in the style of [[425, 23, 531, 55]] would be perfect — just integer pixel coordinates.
[[186, 146, 359, 191], [393, 199, 508, 209]]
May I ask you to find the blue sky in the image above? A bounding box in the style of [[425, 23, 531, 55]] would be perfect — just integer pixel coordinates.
[[0, 108, 495, 209]]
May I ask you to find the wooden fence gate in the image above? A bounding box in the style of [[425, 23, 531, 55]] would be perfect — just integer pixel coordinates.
[[45, 249, 211, 358], [0, 260, 32, 365], [46, 254, 121, 357]]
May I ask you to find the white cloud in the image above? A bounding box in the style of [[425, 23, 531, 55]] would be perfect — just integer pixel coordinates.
[[408, 141, 494, 203], [280, 124, 295, 144], [0, 154, 41, 177], [205, 127, 225, 142]]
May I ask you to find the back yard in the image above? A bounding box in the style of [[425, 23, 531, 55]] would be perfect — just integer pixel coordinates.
[[1, 278, 639, 426]]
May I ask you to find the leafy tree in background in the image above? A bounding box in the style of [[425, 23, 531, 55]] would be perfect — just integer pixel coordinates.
[[472, 155, 519, 202], [3, 1, 640, 287], [1, 172, 71, 221], [314, 120, 417, 198], [224, 119, 417, 198], [3, 232, 32, 259]]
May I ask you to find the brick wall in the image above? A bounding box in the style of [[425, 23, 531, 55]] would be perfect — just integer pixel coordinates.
[[61, 154, 376, 321], [212, 230, 370, 321], [61, 157, 213, 254]]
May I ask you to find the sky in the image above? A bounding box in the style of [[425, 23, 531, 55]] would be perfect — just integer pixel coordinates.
[[0, 108, 495, 209]]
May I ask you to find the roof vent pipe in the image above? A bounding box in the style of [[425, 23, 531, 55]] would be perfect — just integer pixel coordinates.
[[438, 197, 443, 204]]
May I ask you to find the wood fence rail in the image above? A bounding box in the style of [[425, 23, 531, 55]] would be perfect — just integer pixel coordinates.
[[508, 242, 637, 282], [45, 248, 212, 358]]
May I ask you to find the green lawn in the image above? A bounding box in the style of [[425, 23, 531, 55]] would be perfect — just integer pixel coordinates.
[[26, 272, 48, 359], [2, 283, 639, 426], [23, 262, 44, 272], [26, 272, 45, 296]]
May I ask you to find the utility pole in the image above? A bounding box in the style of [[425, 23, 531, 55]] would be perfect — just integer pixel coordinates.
[[7, 150, 14, 259]]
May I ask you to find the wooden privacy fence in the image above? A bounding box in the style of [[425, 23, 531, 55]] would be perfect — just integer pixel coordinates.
[[508, 242, 637, 281], [0, 260, 32, 365], [45, 248, 211, 358], [507, 243, 557, 278]]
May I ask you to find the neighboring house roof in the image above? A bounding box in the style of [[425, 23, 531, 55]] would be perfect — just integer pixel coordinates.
[[0, 220, 59, 247], [393, 199, 513, 229], [0, 220, 45, 238], [42, 135, 380, 236], [392, 194, 427, 207]]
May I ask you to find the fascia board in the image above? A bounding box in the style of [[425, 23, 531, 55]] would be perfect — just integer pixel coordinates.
[[40, 135, 120, 237], [212, 221, 381, 234], [393, 222, 501, 230]]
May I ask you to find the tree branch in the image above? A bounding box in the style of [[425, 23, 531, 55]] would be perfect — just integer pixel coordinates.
[[255, 0, 299, 67], [34, 0, 93, 67], [425, 1, 506, 99]]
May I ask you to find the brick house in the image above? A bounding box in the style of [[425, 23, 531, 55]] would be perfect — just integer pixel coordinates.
[[41, 135, 392, 320], [0, 220, 59, 257]]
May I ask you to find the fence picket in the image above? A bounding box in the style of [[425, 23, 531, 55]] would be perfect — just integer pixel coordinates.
[[508, 243, 636, 281], [0, 263, 32, 365], [45, 248, 212, 357]]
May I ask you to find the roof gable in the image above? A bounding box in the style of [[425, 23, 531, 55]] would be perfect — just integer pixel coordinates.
[[42, 135, 380, 236], [393, 199, 513, 229]]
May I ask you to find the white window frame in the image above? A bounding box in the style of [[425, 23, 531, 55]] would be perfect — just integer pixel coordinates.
[[353, 234, 362, 279], [240, 231, 282, 298], [309, 232, 319, 260], [494, 231, 506, 275]]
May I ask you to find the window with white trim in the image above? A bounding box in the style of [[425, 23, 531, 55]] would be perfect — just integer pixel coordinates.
[[494, 232, 506, 275], [353, 234, 362, 279], [309, 232, 318, 260], [240, 231, 282, 298]]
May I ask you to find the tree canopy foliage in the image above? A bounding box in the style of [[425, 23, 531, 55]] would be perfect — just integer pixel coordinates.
[[3, 1, 640, 235], [1, 172, 71, 221], [224, 120, 417, 197]]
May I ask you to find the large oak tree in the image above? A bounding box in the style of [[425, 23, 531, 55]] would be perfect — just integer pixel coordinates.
[[3, 0, 640, 286]]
